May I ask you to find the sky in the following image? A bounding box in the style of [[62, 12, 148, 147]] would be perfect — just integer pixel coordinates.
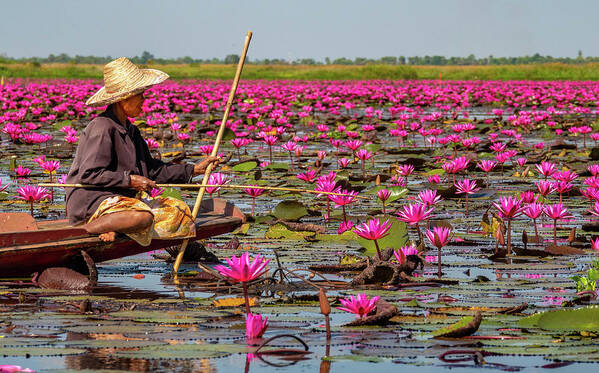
[[1, 0, 598, 61]]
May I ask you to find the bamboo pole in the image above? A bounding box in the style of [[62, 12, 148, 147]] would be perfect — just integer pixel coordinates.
[[173, 31, 252, 274], [39, 183, 369, 200]]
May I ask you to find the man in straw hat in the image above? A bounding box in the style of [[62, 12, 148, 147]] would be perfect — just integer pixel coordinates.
[[65, 57, 219, 244]]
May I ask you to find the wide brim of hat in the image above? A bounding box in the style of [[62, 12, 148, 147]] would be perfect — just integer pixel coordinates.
[[85, 68, 169, 107]]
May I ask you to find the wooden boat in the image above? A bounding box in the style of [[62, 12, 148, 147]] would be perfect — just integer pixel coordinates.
[[0, 198, 245, 277]]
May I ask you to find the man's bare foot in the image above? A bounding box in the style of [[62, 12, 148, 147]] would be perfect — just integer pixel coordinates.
[[98, 231, 116, 242]]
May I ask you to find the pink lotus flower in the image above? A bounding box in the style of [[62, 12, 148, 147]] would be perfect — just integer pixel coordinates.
[[519, 190, 537, 204], [426, 226, 452, 278], [588, 164, 599, 177], [353, 218, 392, 259], [16, 185, 50, 216], [176, 132, 190, 142], [262, 135, 278, 162], [14, 165, 31, 177], [0, 178, 8, 193], [41, 160, 60, 174], [397, 202, 434, 226], [377, 188, 391, 213], [297, 168, 319, 183], [337, 220, 354, 234], [398, 164, 414, 176], [591, 237, 599, 252], [493, 196, 524, 220], [523, 202, 544, 238], [145, 138, 159, 149], [344, 140, 363, 152], [214, 252, 270, 283], [477, 160, 497, 188], [544, 203, 571, 245], [205, 172, 229, 196], [337, 158, 351, 169], [417, 189, 442, 207], [356, 149, 373, 161], [535, 161, 557, 180], [328, 189, 358, 222], [32, 155, 45, 165], [214, 252, 270, 314], [246, 313, 268, 340], [244, 186, 266, 216], [428, 174, 441, 184], [394, 245, 419, 264], [535, 180, 556, 198], [554, 181, 573, 203], [149, 187, 165, 198], [455, 178, 480, 216], [337, 294, 380, 319], [493, 196, 524, 255]]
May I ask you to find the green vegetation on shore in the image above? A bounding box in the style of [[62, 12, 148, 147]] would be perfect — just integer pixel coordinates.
[[1, 62, 599, 81]]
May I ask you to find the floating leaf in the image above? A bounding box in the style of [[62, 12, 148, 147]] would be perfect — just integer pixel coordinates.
[[536, 306, 599, 332], [265, 223, 314, 240], [369, 185, 408, 203], [221, 127, 236, 141], [161, 187, 182, 201], [272, 200, 308, 221], [0, 347, 85, 357], [233, 222, 251, 235], [266, 162, 289, 171], [232, 161, 257, 172], [432, 312, 482, 338]]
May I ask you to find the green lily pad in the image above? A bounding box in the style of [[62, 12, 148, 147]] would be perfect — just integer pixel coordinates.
[[161, 187, 183, 201], [356, 218, 408, 256], [232, 161, 258, 172], [537, 306, 599, 332], [108, 310, 231, 323], [266, 162, 289, 171], [0, 347, 86, 357], [265, 223, 315, 240], [272, 200, 308, 221], [61, 339, 168, 349]]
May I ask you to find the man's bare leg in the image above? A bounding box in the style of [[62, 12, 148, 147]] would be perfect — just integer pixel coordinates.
[[83, 211, 153, 242]]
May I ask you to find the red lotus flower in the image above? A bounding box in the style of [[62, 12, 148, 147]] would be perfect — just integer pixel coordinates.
[[337, 294, 380, 319]]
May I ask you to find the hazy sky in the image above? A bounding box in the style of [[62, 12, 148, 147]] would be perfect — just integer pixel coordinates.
[[2, 0, 598, 61]]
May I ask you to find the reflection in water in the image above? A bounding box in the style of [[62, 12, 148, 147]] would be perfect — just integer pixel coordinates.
[[65, 351, 216, 372]]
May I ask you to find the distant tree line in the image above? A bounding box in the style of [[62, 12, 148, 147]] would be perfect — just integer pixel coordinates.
[[1, 50, 598, 65]]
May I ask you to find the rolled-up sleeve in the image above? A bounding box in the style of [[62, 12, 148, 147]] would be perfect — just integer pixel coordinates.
[[78, 124, 130, 187]]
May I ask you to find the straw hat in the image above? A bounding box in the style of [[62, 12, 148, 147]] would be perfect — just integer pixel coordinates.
[[85, 57, 169, 107]]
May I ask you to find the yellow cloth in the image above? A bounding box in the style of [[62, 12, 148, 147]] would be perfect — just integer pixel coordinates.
[[87, 192, 196, 246]]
